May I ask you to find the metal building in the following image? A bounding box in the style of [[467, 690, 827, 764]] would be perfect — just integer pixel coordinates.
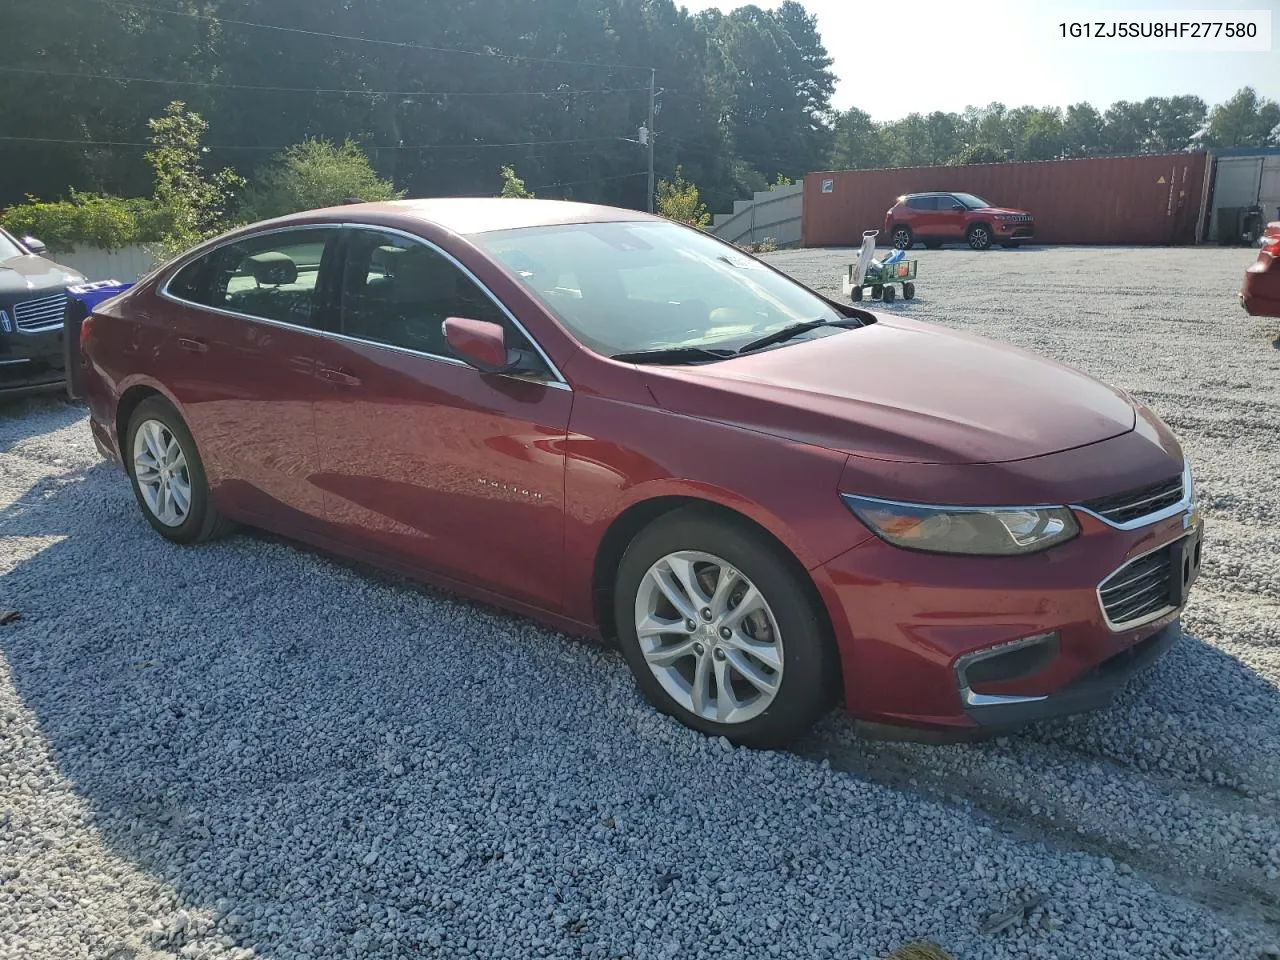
[[1203, 146, 1280, 244]]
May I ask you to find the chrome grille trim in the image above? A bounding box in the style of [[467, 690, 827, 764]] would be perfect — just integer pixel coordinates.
[[1097, 540, 1179, 632], [1072, 461, 1192, 531], [13, 292, 68, 333]]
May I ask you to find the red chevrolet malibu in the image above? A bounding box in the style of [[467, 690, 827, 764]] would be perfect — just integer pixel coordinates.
[[78, 199, 1202, 748]]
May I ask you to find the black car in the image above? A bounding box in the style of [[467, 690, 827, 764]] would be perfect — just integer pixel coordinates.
[[0, 227, 86, 397]]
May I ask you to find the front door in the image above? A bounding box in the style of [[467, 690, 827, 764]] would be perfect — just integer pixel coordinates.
[[310, 227, 573, 611], [161, 226, 341, 533]]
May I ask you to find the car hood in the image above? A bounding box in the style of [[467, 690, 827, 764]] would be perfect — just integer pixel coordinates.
[[0, 253, 82, 296], [641, 314, 1136, 465], [978, 206, 1031, 216]]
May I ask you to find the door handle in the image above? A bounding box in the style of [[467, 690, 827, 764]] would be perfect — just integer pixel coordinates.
[[176, 337, 208, 354], [319, 367, 362, 387]]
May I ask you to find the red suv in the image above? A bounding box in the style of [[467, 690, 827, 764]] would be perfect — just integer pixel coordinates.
[[884, 192, 1035, 251], [1240, 220, 1280, 317]]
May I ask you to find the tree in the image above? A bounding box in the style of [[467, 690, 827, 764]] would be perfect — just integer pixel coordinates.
[[145, 101, 245, 262], [953, 144, 1004, 165], [240, 138, 402, 221], [1062, 103, 1106, 157], [1019, 108, 1065, 161], [498, 164, 535, 198], [656, 168, 710, 229], [1205, 87, 1280, 147], [1143, 95, 1207, 152]]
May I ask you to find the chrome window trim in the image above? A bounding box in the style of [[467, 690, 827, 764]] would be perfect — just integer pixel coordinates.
[[156, 221, 570, 391], [1095, 531, 1192, 633], [1071, 460, 1193, 531]]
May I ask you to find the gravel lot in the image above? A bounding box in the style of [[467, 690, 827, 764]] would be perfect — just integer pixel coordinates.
[[2, 244, 1278, 960]]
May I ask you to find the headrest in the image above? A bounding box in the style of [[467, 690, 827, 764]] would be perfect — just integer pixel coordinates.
[[247, 251, 297, 286], [390, 249, 457, 302], [370, 245, 408, 274]]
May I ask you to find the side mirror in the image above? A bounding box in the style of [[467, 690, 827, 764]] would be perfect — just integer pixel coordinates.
[[443, 316, 539, 375], [22, 235, 47, 255], [951, 203, 965, 212]]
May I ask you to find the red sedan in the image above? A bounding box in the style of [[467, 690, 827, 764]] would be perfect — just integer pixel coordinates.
[[77, 199, 1202, 747], [1241, 221, 1280, 317]]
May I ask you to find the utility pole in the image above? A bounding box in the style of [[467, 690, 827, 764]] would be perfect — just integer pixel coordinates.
[[646, 68, 656, 214]]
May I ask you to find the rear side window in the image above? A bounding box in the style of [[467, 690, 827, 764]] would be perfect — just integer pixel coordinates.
[[167, 229, 336, 329], [339, 228, 539, 364], [906, 196, 937, 211]]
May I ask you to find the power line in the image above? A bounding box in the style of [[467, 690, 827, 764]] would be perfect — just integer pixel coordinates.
[[0, 134, 630, 152], [0, 65, 648, 99], [102, 0, 655, 73]]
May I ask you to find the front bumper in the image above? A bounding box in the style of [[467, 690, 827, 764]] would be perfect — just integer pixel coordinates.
[[0, 328, 66, 397], [815, 505, 1199, 737], [996, 220, 1035, 241], [1241, 252, 1280, 317]]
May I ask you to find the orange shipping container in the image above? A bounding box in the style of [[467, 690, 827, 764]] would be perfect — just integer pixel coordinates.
[[803, 153, 1209, 247]]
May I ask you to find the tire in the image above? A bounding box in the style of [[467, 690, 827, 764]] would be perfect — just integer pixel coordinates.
[[126, 396, 234, 545], [882, 285, 896, 304], [902, 281, 915, 300], [870, 284, 884, 300], [967, 224, 992, 250], [614, 508, 836, 749], [850, 286, 863, 302], [891, 225, 913, 250]]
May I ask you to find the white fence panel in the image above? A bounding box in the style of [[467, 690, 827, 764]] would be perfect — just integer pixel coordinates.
[[55, 244, 156, 282], [711, 184, 803, 246]]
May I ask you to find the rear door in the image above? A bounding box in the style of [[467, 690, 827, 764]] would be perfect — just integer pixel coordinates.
[[309, 226, 573, 611], [906, 195, 943, 237], [159, 226, 341, 534]]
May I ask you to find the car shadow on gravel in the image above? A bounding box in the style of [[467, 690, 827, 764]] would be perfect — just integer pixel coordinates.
[[4, 463, 1280, 958], [0, 397, 85, 453]]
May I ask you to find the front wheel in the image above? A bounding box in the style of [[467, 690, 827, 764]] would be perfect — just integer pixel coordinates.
[[902, 281, 915, 300], [967, 225, 992, 250], [891, 225, 913, 249], [126, 396, 234, 544], [850, 286, 863, 302], [614, 509, 836, 749]]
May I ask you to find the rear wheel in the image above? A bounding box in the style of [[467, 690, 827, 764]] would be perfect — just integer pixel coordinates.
[[850, 286, 863, 302], [891, 225, 913, 250], [870, 284, 884, 300], [902, 281, 915, 300], [882, 285, 896, 304], [967, 224, 992, 250], [126, 396, 233, 544], [614, 509, 836, 749]]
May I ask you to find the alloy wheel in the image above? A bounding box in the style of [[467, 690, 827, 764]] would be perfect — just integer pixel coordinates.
[[132, 419, 192, 527], [633, 550, 784, 724], [893, 228, 911, 249], [969, 226, 990, 250]]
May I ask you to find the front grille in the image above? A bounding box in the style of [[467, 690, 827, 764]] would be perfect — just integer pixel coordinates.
[[1099, 544, 1175, 628], [1081, 474, 1183, 525], [13, 293, 68, 333]]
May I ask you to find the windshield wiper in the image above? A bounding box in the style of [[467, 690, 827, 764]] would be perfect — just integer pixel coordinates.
[[611, 346, 736, 365], [736, 317, 863, 355]]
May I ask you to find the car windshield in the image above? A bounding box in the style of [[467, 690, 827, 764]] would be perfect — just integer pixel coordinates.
[[0, 230, 27, 259], [472, 220, 845, 358], [952, 193, 992, 210]]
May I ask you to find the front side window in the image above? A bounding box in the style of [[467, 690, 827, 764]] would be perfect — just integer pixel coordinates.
[[339, 229, 539, 365], [473, 220, 845, 358], [169, 228, 336, 329]]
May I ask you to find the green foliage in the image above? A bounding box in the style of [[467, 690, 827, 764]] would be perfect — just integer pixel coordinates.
[[953, 144, 1005, 165], [498, 165, 535, 199], [769, 175, 793, 189], [240, 138, 403, 221], [1205, 87, 1280, 148], [145, 101, 246, 263], [0, 191, 168, 253], [656, 169, 710, 230]]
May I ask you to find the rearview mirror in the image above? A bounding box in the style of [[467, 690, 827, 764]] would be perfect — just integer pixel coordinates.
[[443, 316, 539, 376], [22, 235, 47, 255]]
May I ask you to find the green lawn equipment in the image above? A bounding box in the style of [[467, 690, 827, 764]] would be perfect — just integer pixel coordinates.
[[841, 229, 918, 304]]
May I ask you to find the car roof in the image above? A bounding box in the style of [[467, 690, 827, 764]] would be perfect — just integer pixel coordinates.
[[904, 192, 954, 198], [277, 197, 660, 235]]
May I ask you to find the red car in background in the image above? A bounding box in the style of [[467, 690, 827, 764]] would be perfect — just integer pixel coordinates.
[[77, 199, 1200, 748], [1241, 221, 1280, 317], [884, 192, 1036, 251]]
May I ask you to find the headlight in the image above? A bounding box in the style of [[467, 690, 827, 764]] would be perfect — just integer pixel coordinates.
[[842, 495, 1079, 556]]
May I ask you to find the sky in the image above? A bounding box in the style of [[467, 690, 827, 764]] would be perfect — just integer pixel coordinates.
[[678, 0, 1279, 120]]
